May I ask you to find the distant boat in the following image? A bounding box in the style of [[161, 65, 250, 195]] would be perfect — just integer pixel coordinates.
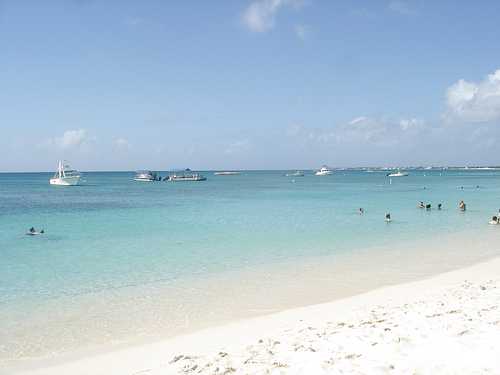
[[214, 171, 240, 176], [168, 172, 207, 181], [315, 166, 333, 176], [49, 160, 81, 186], [387, 169, 409, 177], [134, 170, 156, 182], [286, 170, 304, 177]]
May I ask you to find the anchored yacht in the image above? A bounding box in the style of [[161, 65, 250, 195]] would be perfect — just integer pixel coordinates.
[[315, 166, 333, 176], [168, 172, 207, 181], [134, 171, 156, 182], [214, 171, 240, 176], [286, 171, 305, 177], [49, 161, 81, 186], [387, 169, 409, 177]]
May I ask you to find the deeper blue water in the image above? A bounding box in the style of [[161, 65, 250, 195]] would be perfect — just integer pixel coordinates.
[[1, 169, 499, 312]]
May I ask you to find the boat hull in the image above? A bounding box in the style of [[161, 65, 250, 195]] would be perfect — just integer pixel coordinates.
[[169, 177, 207, 181], [49, 176, 80, 186], [214, 172, 240, 176]]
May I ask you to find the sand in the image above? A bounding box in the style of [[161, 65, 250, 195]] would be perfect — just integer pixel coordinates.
[[9, 256, 500, 375]]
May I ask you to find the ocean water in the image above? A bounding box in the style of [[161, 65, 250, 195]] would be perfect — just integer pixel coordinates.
[[2, 169, 500, 365]]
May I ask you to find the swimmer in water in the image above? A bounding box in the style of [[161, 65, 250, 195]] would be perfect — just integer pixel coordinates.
[[385, 213, 391, 221], [426, 204, 431, 210], [359, 208, 364, 214], [438, 203, 442, 210], [459, 200, 466, 211], [418, 201, 425, 209], [27, 227, 44, 235]]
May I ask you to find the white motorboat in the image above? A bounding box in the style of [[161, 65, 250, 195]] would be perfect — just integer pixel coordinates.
[[387, 169, 409, 177], [286, 170, 305, 177], [134, 170, 156, 182], [214, 171, 240, 176], [168, 172, 207, 181], [315, 166, 333, 176], [49, 161, 81, 186]]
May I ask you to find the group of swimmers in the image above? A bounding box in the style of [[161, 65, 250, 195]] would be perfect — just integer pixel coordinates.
[[418, 201, 443, 210], [358, 209, 392, 222], [358, 200, 471, 222]]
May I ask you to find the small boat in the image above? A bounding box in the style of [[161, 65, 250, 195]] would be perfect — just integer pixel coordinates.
[[134, 170, 156, 182], [387, 169, 409, 177], [214, 171, 240, 176], [49, 161, 81, 186], [286, 171, 304, 177], [168, 172, 207, 181], [315, 166, 333, 176]]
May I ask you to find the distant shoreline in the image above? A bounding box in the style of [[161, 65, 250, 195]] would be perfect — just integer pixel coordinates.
[[2, 166, 500, 174]]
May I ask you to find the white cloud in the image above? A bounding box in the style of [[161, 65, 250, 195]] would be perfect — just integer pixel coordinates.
[[113, 137, 130, 150], [343, 117, 394, 143], [288, 116, 427, 146], [294, 24, 309, 40], [124, 17, 144, 27], [388, 1, 416, 15], [345, 116, 426, 142], [286, 123, 303, 136], [445, 68, 500, 123], [224, 140, 250, 154], [399, 118, 425, 131], [349, 116, 368, 125], [50, 129, 89, 149], [242, 0, 303, 33]]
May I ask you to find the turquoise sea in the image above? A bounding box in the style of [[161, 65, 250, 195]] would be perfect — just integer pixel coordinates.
[[2, 169, 500, 365]]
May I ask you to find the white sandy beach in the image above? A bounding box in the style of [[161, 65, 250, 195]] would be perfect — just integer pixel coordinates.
[[11, 256, 500, 375]]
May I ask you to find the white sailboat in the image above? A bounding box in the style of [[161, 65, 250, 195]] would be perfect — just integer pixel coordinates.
[[49, 160, 81, 186]]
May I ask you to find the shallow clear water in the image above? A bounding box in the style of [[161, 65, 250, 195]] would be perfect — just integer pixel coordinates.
[[1, 169, 500, 362]]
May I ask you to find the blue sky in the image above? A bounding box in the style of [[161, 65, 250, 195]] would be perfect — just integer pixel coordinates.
[[1, 0, 500, 171]]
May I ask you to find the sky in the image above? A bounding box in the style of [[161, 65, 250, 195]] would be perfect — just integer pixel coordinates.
[[1, 0, 500, 171]]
